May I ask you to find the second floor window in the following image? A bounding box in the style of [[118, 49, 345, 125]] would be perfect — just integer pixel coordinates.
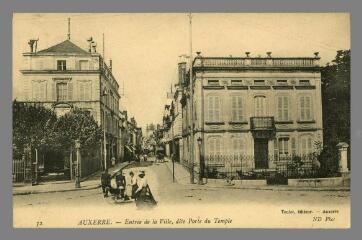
[[231, 96, 243, 121], [207, 95, 221, 122], [277, 96, 290, 121], [78, 81, 91, 100], [299, 96, 313, 121], [254, 96, 266, 116], [56, 83, 68, 101], [57, 60, 67, 71], [32, 81, 46, 101]]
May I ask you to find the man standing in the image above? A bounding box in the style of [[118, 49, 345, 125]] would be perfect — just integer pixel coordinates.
[[100, 169, 111, 197], [115, 171, 126, 200]]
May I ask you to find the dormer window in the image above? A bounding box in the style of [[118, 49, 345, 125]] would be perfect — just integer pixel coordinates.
[[299, 80, 310, 85], [208, 80, 219, 86], [57, 60, 67, 71], [277, 80, 288, 85], [254, 80, 265, 86], [231, 80, 242, 86]]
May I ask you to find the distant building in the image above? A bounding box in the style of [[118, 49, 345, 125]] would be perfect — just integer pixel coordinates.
[[18, 37, 121, 175]]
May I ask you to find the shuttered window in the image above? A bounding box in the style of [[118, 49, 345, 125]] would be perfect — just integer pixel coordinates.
[[254, 96, 266, 116], [78, 81, 91, 100], [231, 96, 243, 121], [56, 83, 68, 101], [208, 137, 222, 156], [300, 135, 313, 156], [278, 137, 289, 155], [277, 96, 289, 121], [207, 95, 221, 122], [232, 137, 245, 155], [300, 96, 312, 121], [32, 81, 46, 101]]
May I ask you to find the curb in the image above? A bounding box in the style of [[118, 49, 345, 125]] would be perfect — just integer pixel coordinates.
[[165, 161, 350, 192], [13, 162, 133, 196]]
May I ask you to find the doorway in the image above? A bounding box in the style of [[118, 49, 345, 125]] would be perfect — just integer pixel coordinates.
[[254, 139, 269, 169]]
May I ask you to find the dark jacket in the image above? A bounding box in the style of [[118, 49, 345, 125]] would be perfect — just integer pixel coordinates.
[[101, 172, 111, 186], [115, 174, 126, 188]]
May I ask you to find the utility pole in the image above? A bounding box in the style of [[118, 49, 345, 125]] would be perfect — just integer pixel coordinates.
[[188, 12, 194, 184], [67, 18, 71, 40]]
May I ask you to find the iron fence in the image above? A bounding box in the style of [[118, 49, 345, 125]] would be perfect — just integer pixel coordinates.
[[12, 159, 25, 182], [204, 154, 339, 183]]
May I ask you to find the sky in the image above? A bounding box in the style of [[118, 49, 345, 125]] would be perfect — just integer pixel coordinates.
[[12, 13, 350, 128]]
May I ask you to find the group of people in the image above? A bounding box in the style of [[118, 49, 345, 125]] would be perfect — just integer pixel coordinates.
[[100, 168, 157, 209]]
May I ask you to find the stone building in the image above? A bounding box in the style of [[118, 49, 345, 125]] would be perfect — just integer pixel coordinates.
[[18, 37, 121, 175], [180, 52, 323, 179]]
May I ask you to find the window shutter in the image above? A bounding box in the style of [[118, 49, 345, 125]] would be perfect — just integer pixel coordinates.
[[306, 96, 311, 120], [53, 82, 57, 101], [215, 96, 220, 121], [41, 82, 47, 100], [238, 96, 243, 121], [208, 97, 213, 121], [291, 137, 296, 156], [68, 82, 73, 101], [277, 96, 282, 120], [300, 96, 305, 120], [307, 137, 312, 153], [231, 96, 237, 121], [31, 81, 36, 100], [283, 96, 288, 120], [274, 138, 278, 158]]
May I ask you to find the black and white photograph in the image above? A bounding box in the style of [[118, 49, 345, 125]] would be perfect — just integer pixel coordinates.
[[12, 13, 350, 228]]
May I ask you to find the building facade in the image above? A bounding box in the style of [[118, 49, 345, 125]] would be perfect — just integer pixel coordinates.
[[18, 38, 121, 174], [180, 52, 323, 179]]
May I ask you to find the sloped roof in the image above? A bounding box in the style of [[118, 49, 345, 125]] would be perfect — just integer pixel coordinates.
[[37, 40, 90, 55]]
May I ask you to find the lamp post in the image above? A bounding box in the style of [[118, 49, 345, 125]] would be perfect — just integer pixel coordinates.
[[197, 137, 203, 185], [102, 89, 108, 170], [75, 139, 81, 188]]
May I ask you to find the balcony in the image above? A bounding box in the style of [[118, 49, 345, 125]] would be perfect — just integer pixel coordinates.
[[250, 117, 276, 139]]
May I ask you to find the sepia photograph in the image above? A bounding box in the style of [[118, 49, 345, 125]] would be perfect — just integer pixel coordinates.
[[12, 12, 351, 228]]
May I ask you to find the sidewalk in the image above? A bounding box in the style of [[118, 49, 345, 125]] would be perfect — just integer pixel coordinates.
[[13, 161, 133, 196], [164, 160, 350, 192]]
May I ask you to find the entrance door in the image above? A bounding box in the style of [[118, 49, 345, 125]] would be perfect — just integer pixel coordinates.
[[254, 139, 269, 169]]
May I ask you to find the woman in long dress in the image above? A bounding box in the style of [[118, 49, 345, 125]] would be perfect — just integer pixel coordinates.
[[134, 171, 157, 209]]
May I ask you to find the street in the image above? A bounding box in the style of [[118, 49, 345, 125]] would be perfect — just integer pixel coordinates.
[[13, 161, 350, 208]]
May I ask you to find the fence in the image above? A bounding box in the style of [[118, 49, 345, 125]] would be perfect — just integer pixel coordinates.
[[12, 159, 25, 182], [204, 154, 339, 184]]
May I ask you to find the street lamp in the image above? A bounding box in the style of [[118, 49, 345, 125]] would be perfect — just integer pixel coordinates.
[[102, 89, 108, 170], [75, 139, 81, 188], [197, 137, 203, 185]]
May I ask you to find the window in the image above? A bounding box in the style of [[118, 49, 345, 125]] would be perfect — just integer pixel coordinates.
[[300, 135, 313, 156], [299, 96, 313, 121], [208, 80, 219, 86], [231, 80, 242, 85], [278, 137, 289, 155], [254, 80, 265, 86], [57, 60, 67, 71], [277, 79, 287, 85], [32, 81, 46, 101], [78, 81, 91, 100], [207, 95, 221, 122], [254, 96, 266, 116], [232, 137, 245, 155], [208, 137, 222, 156], [231, 96, 243, 121], [299, 80, 310, 85], [277, 96, 290, 121], [56, 82, 68, 101], [79, 60, 89, 70]]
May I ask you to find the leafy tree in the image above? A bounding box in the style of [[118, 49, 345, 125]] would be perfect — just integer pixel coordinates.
[[321, 50, 350, 168], [52, 109, 102, 152], [13, 101, 57, 158]]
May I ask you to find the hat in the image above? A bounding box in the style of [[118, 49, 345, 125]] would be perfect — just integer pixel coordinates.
[[138, 170, 145, 176]]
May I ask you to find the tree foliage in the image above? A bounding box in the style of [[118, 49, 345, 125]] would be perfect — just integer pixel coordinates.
[[321, 50, 350, 165]]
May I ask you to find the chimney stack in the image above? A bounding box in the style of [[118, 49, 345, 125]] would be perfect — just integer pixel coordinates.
[[245, 52, 250, 58], [266, 52, 272, 58], [314, 52, 319, 58]]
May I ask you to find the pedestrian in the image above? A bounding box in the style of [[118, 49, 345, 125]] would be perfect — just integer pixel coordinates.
[[115, 170, 126, 200], [100, 168, 111, 198], [129, 171, 138, 199], [111, 156, 116, 166], [134, 170, 157, 209]]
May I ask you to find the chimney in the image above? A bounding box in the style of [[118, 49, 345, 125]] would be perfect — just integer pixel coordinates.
[[28, 39, 35, 53], [266, 52, 272, 58], [196, 51, 202, 57], [314, 52, 319, 58], [245, 52, 250, 58], [109, 59, 113, 72]]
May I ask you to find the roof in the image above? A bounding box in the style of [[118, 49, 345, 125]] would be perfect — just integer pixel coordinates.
[[37, 40, 90, 55]]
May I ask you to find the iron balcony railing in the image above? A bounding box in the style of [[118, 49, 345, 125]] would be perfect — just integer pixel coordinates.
[[250, 117, 275, 130]]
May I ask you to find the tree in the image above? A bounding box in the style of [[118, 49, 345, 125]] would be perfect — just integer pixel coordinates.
[[321, 50, 350, 168], [52, 109, 102, 152], [13, 101, 57, 158]]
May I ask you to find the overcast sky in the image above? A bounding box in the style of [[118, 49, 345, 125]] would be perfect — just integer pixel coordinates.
[[13, 13, 350, 128]]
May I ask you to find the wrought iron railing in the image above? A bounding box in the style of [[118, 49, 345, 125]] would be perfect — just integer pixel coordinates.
[[250, 117, 275, 130]]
